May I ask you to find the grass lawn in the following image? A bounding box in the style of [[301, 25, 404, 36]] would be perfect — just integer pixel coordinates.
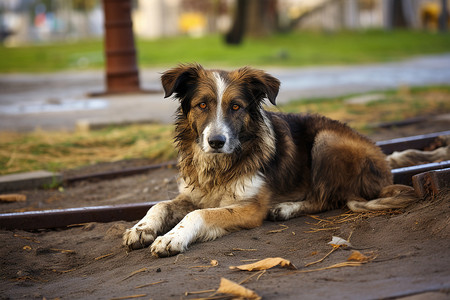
[[1, 30, 449, 72], [1, 85, 449, 175]]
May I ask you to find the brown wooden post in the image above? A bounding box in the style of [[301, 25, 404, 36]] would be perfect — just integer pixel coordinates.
[[103, 0, 140, 93]]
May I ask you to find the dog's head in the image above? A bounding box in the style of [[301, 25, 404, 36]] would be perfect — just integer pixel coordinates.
[[161, 64, 280, 154]]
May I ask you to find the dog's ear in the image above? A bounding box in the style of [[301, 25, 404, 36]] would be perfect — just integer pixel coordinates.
[[161, 64, 204, 116], [236, 67, 280, 106], [161, 64, 203, 99]]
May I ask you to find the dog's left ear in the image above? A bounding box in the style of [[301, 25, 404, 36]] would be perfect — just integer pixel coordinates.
[[161, 64, 203, 99], [236, 67, 280, 106]]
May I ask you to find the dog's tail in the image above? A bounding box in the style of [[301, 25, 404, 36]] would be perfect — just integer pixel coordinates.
[[386, 135, 450, 169], [347, 184, 419, 212]]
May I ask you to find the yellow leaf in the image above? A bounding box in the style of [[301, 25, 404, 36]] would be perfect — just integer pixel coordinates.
[[229, 257, 297, 271], [216, 278, 261, 300], [347, 250, 372, 262]]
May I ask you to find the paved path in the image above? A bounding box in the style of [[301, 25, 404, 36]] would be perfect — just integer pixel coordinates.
[[1, 54, 449, 131]]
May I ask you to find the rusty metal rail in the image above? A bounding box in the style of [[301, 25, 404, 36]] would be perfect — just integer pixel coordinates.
[[1, 132, 449, 231], [0, 202, 157, 231], [393, 160, 450, 186]]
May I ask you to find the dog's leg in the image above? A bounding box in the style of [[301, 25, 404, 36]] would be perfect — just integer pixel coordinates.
[[150, 200, 268, 257], [123, 195, 197, 250], [267, 200, 322, 221], [347, 184, 418, 212]]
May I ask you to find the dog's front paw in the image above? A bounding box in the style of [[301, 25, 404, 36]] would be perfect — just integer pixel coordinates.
[[267, 204, 290, 221], [150, 234, 186, 257], [123, 223, 156, 251]]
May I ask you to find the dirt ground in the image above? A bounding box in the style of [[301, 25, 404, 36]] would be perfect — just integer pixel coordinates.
[[1, 118, 450, 300]]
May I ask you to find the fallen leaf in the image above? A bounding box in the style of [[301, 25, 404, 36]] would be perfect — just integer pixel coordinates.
[[347, 250, 373, 262], [230, 257, 297, 271], [210, 259, 218, 266], [216, 277, 261, 300], [328, 236, 352, 248]]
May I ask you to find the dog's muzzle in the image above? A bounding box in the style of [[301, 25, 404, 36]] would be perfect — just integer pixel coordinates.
[[208, 135, 226, 150]]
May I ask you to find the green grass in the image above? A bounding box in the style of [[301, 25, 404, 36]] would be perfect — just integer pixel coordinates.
[[1, 30, 449, 72], [279, 85, 450, 133], [1, 86, 449, 175]]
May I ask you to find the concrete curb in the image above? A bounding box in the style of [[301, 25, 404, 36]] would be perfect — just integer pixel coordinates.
[[0, 170, 62, 193]]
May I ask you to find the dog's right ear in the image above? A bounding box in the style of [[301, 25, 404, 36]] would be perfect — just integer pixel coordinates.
[[161, 64, 203, 100]]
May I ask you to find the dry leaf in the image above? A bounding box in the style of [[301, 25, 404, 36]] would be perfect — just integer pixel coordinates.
[[328, 236, 352, 248], [347, 250, 372, 262], [216, 277, 261, 300], [230, 257, 297, 271], [210, 259, 219, 266]]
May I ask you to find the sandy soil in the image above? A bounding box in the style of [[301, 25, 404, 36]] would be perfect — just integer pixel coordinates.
[[1, 119, 450, 300]]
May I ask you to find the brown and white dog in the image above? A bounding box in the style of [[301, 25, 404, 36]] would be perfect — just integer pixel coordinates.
[[123, 64, 445, 257]]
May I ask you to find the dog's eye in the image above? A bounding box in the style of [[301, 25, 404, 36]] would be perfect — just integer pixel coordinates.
[[231, 104, 240, 111], [198, 102, 207, 110]]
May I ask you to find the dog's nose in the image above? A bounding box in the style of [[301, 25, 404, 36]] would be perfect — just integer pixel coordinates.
[[208, 135, 226, 149]]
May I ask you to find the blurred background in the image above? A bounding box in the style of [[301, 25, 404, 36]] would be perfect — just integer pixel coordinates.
[[1, 0, 449, 46], [0, 0, 449, 175]]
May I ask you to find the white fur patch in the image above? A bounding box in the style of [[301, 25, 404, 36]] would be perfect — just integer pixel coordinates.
[[201, 72, 235, 153], [150, 210, 226, 256], [234, 172, 265, 200]]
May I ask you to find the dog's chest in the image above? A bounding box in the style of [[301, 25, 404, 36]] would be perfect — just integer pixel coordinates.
[[178, 172, 265, 208]]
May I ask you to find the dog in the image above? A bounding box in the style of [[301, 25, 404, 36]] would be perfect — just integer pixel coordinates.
[[123, 64, 446, 257]]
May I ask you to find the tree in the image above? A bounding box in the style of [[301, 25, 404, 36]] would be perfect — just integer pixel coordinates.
[[225, 0, 278, 45]]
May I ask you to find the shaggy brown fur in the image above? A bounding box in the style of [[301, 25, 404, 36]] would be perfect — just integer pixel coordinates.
[[123, 64, 433, 257]]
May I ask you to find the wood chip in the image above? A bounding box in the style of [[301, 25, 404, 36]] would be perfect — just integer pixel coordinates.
[[0, 194, 26, 202]]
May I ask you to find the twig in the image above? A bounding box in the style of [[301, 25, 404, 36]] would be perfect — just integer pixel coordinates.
[[305, 227, 340, 233], [287, 261, 364, 275], [110, 294, 147, 300], [13, 234, 40, 243], [94, 253, 114, 260], [50, 248, 75, 254], [135, 280, 167, 289], [52, 268, 76, 274], [232, 248, 257, 251], [184, 289, 216, 296], [305, 247, 338, 267], [239, 270, 266, 285], [122, 268, 147, 281], [267, 224, 289, 233]]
